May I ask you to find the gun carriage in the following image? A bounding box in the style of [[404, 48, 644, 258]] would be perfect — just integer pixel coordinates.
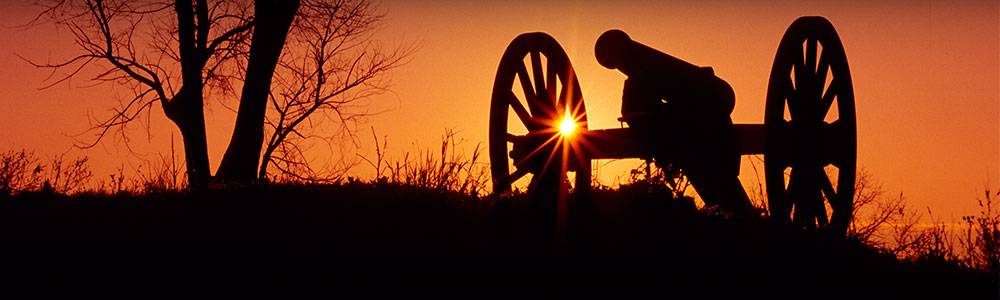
[[489, 17, 856, 234]]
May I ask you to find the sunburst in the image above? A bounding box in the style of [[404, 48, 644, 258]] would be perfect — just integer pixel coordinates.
[[559, 110, 576, 136]]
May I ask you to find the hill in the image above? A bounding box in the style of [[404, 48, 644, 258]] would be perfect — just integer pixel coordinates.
[[0, 182, 994, 295]]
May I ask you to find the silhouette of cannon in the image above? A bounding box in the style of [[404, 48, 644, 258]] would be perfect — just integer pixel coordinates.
[[489, 17, 856, 234]]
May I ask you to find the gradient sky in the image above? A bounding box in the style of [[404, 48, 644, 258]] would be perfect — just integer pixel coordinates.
[[1, 0, 997, 221]]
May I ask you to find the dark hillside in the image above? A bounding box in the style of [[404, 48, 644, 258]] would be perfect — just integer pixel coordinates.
[[0, 183, 993, 295]]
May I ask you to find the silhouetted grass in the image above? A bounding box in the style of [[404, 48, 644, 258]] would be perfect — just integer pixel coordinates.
[[361, 129, 489, 197]]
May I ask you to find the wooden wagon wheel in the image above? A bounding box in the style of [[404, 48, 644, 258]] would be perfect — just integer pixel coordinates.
[[489, 32, 590, 200], [764, 17, 856, 235]]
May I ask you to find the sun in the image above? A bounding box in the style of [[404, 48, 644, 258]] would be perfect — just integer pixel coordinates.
[[559, 112, 575, 135]]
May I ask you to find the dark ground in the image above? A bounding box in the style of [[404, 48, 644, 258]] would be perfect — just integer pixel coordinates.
[[0, 182, 994, 296]]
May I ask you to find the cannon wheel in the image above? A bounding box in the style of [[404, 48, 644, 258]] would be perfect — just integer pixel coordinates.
[[765, 17, 856, 235], [489, 32, 590, 200]]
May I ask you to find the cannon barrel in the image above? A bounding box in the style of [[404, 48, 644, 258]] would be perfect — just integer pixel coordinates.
[[595, 29, 700, 78], [595, 29, 735, 115]]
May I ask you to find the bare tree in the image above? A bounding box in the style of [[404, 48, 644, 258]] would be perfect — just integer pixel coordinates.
[[847, 168, 908, 244], [257, 0, 414, 182], [846, 167, 939, 260], [25, 0, 257, 187], [23, 0, 410, 186]]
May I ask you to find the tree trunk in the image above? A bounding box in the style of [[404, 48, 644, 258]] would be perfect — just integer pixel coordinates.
[[166, 0, 212, 188], [216, 0, 300, 182], [258, 142, 277, 180], [165, 87, 212, 188]]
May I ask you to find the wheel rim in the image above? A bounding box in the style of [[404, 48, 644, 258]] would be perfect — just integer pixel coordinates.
[[489, 32, 590, 197], [764, 17, 856, 235]]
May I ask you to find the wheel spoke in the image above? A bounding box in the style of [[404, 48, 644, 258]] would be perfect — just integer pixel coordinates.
[[792, 44, 807, 95], [784, 78, 804, 120], [563, 71, 583, 115], [792, 38, 806, 77], [808, 166, 830, 228], [559, 72, 573, 116], [816, 49, 830, 96], [817, 168, 837, 206], [790, 165, 829, 229], [546, 57, 558, 106], [827, 120, 848, 168], [793, 40, 816, 121], [818, 79, 837, 121], [805, 38, 818, 77], [507, 168, 529, 183], [815, 199, 828, 227], [513, 135, 558, 169], [518, 64, 554, 120], [789, 167, 807, 225], [530, 51, 547, 104], [516, 62, 537, 108], [793, 65, 808, 110], [507, 92, 534, 128], [816, 46, 830, 121]]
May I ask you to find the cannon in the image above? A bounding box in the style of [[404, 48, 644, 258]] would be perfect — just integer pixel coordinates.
[[489, 16, 856, 234]]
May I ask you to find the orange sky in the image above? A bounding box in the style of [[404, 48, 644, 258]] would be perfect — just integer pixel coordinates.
[[1, 0, 998, 220]]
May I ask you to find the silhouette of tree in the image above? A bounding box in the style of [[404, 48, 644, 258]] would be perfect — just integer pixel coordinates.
[[211, 0, 300, 182], [256, 0, 414, 182], [23, 0, 410, 186], [848, 168, 909, 246]]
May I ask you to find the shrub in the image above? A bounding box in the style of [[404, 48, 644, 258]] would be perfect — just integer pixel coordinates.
[[961, 185, 1000, 273], [848, 168, 911, 249], [0, 150, 43, 195], [0, 150, 93, 195]]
